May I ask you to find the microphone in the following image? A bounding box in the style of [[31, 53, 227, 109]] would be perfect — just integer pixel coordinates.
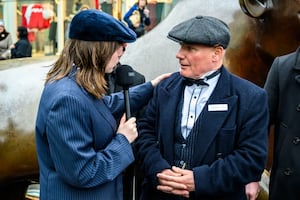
[[115, 64, 136, 120]]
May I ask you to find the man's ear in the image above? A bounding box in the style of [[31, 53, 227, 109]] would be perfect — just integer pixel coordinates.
[[212, 46, 224, 62]]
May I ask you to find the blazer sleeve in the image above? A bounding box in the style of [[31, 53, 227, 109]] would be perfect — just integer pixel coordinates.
[[264, 57, 280, 125], [104, 82, 153, 120], [135, 84, 173, 186], [11, 40, 30, 58], [123, 5, 137, 29]]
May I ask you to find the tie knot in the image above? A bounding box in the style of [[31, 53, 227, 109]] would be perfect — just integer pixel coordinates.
[[183, 78, 208, 86], [183, 68, 221, 87]]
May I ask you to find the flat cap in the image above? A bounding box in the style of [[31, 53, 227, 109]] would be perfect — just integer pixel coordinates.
[[69, 9, 137, 43], [168, 16, 230, 48]]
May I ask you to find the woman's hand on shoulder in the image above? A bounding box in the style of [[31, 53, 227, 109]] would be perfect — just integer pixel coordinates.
[[151, 72, 172, 87]]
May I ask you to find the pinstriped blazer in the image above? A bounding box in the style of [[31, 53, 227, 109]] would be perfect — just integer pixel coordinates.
[[35, 71, 153, 200]]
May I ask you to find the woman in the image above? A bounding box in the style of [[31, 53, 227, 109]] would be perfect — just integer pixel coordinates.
[[10, 26, 32, 59], [35, 9, 169, 200], [123, 0, 151, 37], [0, 20, 13, 60]]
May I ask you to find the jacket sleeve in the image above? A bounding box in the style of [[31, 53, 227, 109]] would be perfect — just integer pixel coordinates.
[[104, 82, 154, 120], [11, 40, 30, 58], [264, 57, 280, 125], [123, 5, 137, 29], [135, 84, 172, 187], [144, 15, 151, 26]]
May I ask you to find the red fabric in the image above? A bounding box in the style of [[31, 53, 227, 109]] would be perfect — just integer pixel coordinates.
[[95, 0, 99, 9], [28, 31, 35, 42], [22, 5, 28, 27], [22, 4, 50, 30]]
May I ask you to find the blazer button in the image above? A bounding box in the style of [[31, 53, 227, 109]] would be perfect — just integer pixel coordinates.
[[293, 137, 300, 145], [283, 168, 293, 176], [297, 104, 300, 112], [216, 152, 223, 159]]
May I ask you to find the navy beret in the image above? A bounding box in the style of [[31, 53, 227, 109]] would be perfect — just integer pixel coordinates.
[[69, 9, 137, 43], [167, 16, 230, 48]]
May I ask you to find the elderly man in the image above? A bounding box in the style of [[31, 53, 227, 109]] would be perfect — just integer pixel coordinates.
[[135, 16, 269, 200]]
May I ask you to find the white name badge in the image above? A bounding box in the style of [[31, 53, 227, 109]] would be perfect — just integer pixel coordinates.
[[208, 104, 228, 111]]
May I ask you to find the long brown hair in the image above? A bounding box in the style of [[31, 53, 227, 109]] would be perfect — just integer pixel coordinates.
[[46, 39, 121, 98]]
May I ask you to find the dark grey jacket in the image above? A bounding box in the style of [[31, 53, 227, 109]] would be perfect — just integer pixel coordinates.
[[264, 47, 300, 200]]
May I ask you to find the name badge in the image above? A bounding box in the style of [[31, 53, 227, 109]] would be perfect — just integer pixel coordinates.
[[208, 104, 228, 111]]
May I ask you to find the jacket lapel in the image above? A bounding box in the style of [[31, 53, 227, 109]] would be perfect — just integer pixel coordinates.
[[92, 98, 117, 131], [192, 67, 238, 164], [69, 69, 117, 131], [159, 74, 185, 162], [293, 47, 300, 85]]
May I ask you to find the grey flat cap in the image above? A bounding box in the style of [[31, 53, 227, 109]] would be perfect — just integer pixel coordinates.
[[167, 16, 230, 48]]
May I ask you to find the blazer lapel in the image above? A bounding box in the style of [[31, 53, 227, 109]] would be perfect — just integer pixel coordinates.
[[69, 68, 117, 131], [192, 67, 238, 165], [159, 74, 185, 162], [92, 98, 117, 131]]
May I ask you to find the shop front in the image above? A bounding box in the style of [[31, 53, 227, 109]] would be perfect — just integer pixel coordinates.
[[0, 0, 177, 56]]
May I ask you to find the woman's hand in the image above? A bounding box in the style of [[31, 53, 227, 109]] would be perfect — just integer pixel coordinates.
[[144, 7, 150, 18], [151, 73, 172, 87], [117, 114, 138, 143]]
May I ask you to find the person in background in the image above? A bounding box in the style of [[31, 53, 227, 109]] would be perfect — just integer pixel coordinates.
[[123, 0, 151, 38], [264, 46, 300, 200], [135, 15, 269, 200], [72, 0, 83, 14], [35, 9, 169, 200], [10, 26, 32, 59], [0, 20, 13, 60]]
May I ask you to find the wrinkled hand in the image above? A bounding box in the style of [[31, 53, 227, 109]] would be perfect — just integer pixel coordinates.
[[245, 182, 260, 200], [151, 73, 172, 87], [117, 114, 137, 143], [156, 166, 195, 198]]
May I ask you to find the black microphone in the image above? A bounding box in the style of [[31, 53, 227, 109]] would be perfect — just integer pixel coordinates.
[[115, 64, 136, 120]]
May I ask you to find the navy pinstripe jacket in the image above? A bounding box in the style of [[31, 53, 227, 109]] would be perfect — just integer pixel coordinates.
[[35, 72, 153, 200]]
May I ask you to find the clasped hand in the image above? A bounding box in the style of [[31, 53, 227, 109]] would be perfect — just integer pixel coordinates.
[[157, 166, 195, 198]]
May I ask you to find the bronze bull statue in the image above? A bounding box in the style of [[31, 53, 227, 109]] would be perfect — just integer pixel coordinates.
[[0, 0, 299, 199], [226, 0, 300, 87], [0, 57, 55, 199]]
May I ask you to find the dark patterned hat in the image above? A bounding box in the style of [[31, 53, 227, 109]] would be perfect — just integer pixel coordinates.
[[168, 16, 230, 48]]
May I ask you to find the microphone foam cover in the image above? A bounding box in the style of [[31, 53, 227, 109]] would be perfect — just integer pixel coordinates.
[[116, 64, 136, 86]]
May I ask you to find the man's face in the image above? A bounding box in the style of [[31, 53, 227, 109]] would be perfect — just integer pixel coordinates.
[[176, 44, 217, 79]]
